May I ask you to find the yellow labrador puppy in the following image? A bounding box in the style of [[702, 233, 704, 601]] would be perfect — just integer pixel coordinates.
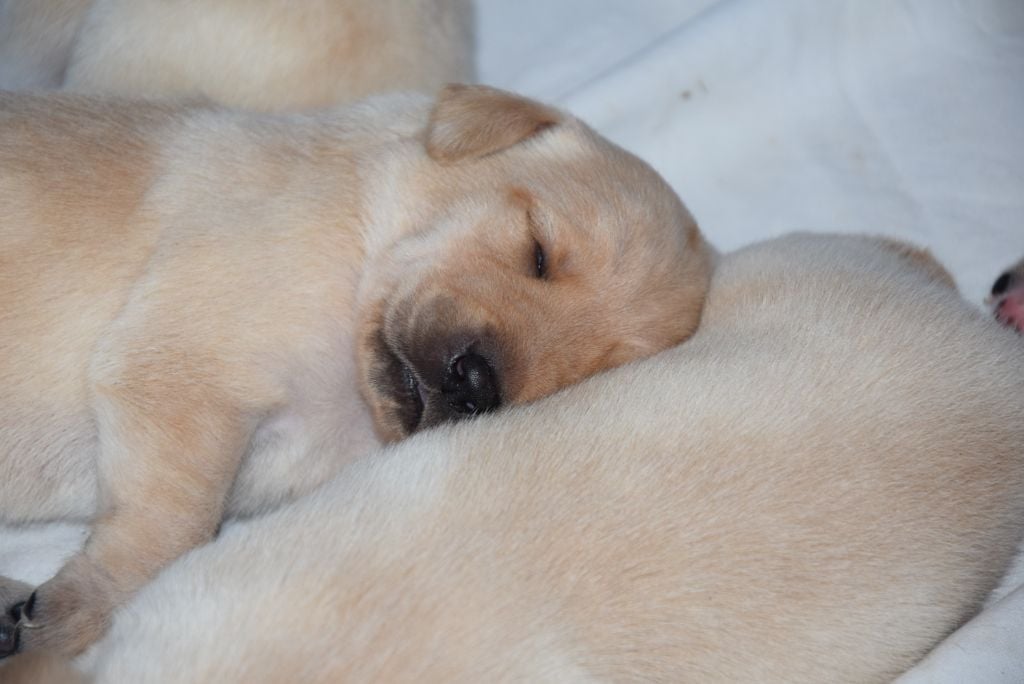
[[6, 233, 1020, 683], [0, 85, 713, 655], [0, 0, 474, 108]]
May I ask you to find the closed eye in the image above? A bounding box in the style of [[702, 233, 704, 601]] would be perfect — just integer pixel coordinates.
[[533, 239, 547, 279]]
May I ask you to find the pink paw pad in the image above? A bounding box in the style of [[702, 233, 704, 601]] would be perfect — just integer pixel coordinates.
[[991, 269, 1024, 333]]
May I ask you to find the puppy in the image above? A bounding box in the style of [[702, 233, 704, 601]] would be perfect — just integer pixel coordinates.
[[14, 233, 1021, 683], [0, 0, 475, 109], [0, 85, 713, 655], [990, 257, 1024, 333]]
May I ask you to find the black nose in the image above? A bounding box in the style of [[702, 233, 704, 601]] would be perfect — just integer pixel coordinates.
[[442, 353, 500, 416], [992, 272, 1014, 297]]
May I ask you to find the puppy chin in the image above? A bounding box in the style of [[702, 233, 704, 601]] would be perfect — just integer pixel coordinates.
[[359, 336, 430, 445], [354, 339, 405, 445]]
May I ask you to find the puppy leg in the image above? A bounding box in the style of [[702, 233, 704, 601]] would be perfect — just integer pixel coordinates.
[[12, 372, 251, 656]]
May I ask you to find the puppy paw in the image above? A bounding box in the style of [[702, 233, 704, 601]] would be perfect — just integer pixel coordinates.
[[14, 558, 118, 657], [990, 260, 1024, 333]]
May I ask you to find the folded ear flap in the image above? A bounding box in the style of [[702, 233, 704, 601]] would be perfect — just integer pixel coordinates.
[[425, 84, 562, 163]]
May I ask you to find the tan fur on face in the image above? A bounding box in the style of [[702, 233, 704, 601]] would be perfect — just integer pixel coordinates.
[[0, 0, 475, 110], [356, 86, 713, 441], [0, 85, 711, 655], [30, 233, 1024, 683]]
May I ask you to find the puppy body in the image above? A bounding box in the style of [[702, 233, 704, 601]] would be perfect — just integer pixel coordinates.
[[60, 234, 1024, 682], [0, 86, 711, 653], [0, 0, 475, 109]]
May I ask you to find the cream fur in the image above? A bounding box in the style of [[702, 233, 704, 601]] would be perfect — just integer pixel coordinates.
[[0, 0, 475, 109], [17, 233, 1021, 683], [0, 86, 711, 654]]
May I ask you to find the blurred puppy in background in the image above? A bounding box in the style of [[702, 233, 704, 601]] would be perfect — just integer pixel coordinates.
[[0, 0, 475, 108]]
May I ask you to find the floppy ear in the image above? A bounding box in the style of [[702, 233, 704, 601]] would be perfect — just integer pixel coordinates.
[[425, 84, 562, 163]]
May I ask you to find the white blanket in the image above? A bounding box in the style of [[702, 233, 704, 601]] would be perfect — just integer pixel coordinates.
[[2, 0, 1022, 677]]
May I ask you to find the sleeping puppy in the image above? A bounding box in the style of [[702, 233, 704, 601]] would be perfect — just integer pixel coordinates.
[[8, 233, 1021, 683], [0, 85, 713, 656], [990, 257, 1024, 333], [0, 0, 474, 108]]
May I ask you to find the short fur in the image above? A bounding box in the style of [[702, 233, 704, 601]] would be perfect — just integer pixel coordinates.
[[11, 233, 1021, 683], [0, 0, 474, 109], [0, 86, 712, 654]]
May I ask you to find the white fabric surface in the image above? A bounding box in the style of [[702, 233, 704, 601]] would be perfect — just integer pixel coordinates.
[[2, 0, 1022, 677]]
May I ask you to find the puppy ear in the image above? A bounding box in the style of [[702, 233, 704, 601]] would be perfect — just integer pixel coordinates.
[[871, 236, 958, 291], [425, 84, 562, 163]]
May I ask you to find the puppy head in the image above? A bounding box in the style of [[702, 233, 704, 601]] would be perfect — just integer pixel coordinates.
[[358, 85, 713, 442]]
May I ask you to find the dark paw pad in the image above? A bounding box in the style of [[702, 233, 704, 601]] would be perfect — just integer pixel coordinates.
[[992, 271, 1013, 297]]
